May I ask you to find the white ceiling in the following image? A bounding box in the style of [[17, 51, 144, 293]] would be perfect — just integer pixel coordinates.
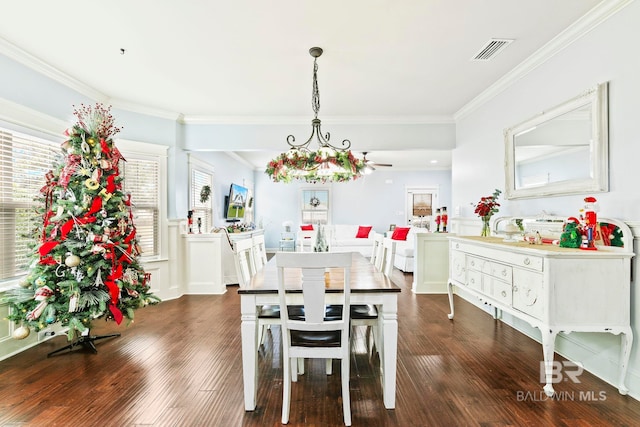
[[0, 0, 604, 171]]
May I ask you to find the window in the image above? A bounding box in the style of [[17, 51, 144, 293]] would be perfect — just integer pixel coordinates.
[[120, 156, 160, 257], [188, 155, 214, 232], [0, 126, 166, 282], [0, 128, 60, 280], [300, 189, 330, 224]]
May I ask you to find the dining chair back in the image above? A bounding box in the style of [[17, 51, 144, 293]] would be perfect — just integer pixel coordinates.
[[379, 238, 397, 277], [371, 233, 384, 268], [252, 234, 268, 270], [276, 251, 353, 426], [296, 229, 317, 252], [234, 238, 257, 287]]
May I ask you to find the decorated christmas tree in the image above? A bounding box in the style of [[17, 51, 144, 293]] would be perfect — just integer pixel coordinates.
[[5, 103, 159, 347]]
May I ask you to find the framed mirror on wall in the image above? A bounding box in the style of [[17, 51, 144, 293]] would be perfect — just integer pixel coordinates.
[[504, 82, 609, 200]]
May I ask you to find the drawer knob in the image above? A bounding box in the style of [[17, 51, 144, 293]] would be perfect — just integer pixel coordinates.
[[470, 260, 475, 267], [470, 278, 475, 284], [455, 243, 459, 249], [501, 290, 507, 297], [524, 258, 531, 265], [501, 269, 507, 276]]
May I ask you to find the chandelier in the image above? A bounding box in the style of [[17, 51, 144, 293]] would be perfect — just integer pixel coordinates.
[[266, 47, 364, 183]]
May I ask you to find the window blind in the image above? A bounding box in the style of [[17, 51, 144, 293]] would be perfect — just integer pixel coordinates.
[[121, 157, 159, 257], [190, 168, 213, 232], [0, 128, 60, 280]]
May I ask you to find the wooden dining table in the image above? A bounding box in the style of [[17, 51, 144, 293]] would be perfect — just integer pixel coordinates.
[[238, 251, 401, 411]]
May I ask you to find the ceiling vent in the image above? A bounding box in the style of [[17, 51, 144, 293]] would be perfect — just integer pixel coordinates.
[[471, 38, 514, 61]]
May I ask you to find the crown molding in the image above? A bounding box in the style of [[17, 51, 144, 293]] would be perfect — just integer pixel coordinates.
[[0, 96, 67, 137], [0, 37, 108, 102], [109, 98, 183, 122], [454, 0, 634, 121]]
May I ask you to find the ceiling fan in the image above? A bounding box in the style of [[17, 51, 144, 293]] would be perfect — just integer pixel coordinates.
[[362, 152, 393, 171]]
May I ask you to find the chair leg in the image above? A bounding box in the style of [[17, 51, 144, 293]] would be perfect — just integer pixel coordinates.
[[282, 356, 291, 424], [325, 359, 333, 375], [341, 356, 351, 426], [258, 325, 265, 347], [291, 358, 299, 382]]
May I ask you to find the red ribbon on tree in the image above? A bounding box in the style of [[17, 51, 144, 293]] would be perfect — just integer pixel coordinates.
[[58, 155, 82, 188], [39, 171, 57, 210], [106, 174, 117, 193], [38, 241, 59, 257], [109, 303, 123, 325]]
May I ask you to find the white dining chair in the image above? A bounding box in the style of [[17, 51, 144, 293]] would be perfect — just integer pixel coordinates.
[[252, 234, 268, 270], [379, 237, 397, 277], [276, 252, 353, 426], [234, 238, 257, 287], [370, 232, 384, 267], [352, 238, 395, 357]]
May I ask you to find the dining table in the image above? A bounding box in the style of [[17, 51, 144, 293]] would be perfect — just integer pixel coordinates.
[[238, 251, 402, 411]]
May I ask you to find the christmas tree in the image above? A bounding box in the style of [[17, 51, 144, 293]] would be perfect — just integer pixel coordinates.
[[5, 103, 159, 344]]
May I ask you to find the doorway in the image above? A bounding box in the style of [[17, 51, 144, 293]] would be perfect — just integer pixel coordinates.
[[405, 187, 438, 229]]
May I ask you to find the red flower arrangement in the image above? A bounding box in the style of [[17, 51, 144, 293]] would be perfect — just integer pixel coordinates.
[[473, 189, 501, 236]]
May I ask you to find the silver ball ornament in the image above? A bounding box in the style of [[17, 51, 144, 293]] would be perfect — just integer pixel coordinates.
[[12, 326, 30, 340], [65, 254, 81, 267]]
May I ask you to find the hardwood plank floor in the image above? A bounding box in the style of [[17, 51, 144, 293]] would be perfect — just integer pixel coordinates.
[[1, 267, 639, 426]]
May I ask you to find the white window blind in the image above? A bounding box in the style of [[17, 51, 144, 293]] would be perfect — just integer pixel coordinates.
[[190, 168, 213, 232], [1, 125, 163, 282], [0, 128, 60, 280], [121, 157, 159, 257]]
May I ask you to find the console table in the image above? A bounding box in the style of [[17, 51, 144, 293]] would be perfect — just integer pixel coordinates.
[[447, 218, 634, 396]]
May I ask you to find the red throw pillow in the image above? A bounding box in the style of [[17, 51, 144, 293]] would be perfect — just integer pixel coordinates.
[[300, 224, 314, 231], [356, 226, 373, 238], [391, 227, 410, 241]]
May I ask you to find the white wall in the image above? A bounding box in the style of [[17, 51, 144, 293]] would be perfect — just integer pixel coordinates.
[[453, 1, 640, 399]]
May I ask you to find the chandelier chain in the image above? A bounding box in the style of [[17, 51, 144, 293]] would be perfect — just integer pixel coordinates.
[[312, 58, 320, 119]]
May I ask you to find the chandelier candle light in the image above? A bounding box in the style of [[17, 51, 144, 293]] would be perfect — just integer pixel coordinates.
[[266, 47, 365, 183]]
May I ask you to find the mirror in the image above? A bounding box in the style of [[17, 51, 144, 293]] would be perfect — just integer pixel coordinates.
[[504, 82, 608, 199]]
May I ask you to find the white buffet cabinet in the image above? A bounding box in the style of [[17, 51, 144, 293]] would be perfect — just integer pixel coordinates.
[[447, 218, 634, 396], [412, 232, 453, 293], [181, 229, 263, 294]]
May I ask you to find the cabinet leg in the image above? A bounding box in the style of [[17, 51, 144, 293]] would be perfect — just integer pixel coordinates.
[[447, 281, 455, 319], [618, 328, 633, 395], [541, 328, 558, 397]]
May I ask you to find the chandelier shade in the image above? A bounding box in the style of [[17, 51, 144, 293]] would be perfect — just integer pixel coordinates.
[[266, 47, 364, 183]]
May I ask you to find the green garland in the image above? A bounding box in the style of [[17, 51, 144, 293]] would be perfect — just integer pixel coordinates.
[[265, 149, 365, 183]]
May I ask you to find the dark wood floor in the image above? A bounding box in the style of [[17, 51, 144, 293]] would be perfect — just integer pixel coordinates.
[[1, 268, 639, 427]]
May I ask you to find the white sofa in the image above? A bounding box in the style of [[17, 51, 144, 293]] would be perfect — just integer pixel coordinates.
[[297, 224, 376, 257], [391, 227, 430, 273]]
